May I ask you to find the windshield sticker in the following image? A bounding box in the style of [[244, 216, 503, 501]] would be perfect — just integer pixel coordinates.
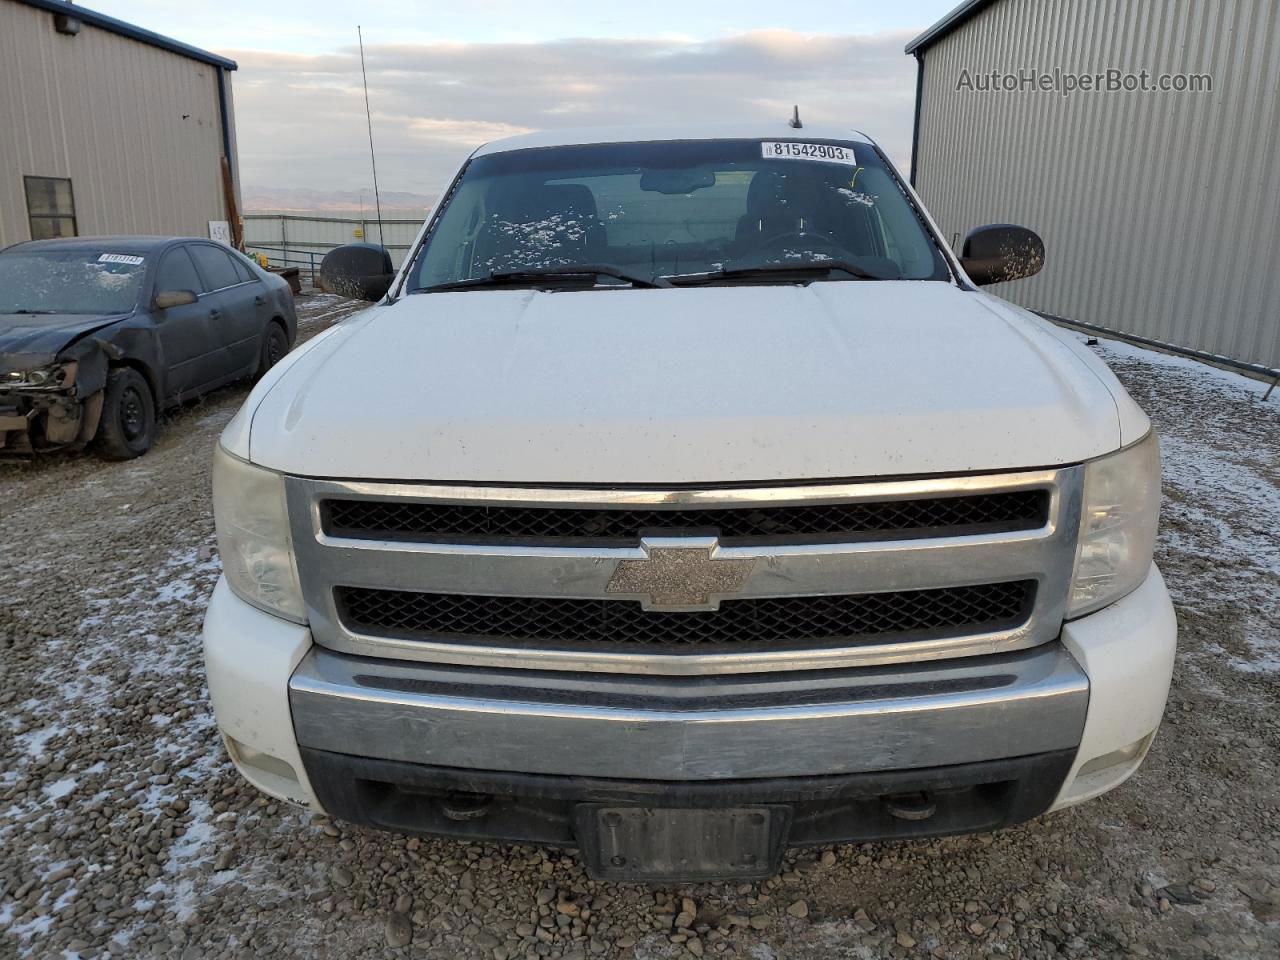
[[761, 141, 857, 165], [97, 253, 144, 265]]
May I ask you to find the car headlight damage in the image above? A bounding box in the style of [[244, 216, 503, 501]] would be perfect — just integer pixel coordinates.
[[213, 445, 306, 622], [2, 363, 73, 387], [1068, 431, 1161, 617]]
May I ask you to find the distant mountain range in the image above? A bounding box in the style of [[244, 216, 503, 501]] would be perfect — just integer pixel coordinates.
[[243, 186, 436, 214]]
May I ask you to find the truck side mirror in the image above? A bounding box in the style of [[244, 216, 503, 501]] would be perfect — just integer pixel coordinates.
[[155, 289, 198, 308], [319, 243, 395, 301], [959, 224, 1045, 286]]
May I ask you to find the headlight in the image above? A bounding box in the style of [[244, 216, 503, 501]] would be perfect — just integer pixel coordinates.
[[212, 444, 306, 622], [3, 363, 71, 386], [1067, 431, 1161, 617]]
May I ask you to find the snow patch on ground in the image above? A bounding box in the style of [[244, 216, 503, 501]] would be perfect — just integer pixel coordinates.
[[15, 725, 65, 758], [1092, 336, 1274, 397], [0, 537, 230, 951], [1088, 334, 1280, 675], [42, 777, 77, 800]]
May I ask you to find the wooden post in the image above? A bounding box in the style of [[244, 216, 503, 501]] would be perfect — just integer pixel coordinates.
[[220, 156, 244, 250]]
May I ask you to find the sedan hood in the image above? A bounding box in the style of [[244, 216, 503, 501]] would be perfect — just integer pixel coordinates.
[[245, 282, 1130, 483], [0, 313, 128, 368]]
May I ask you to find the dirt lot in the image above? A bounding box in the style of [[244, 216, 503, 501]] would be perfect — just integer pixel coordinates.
[[1, 298, 1277, 959]]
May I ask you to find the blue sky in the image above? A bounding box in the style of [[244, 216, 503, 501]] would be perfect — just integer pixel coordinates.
[[85, 0, 961, 201]]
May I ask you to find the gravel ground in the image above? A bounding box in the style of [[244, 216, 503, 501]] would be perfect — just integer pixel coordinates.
[[1, 302, 1277, 960]]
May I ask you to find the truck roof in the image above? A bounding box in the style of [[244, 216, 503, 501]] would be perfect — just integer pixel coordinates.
[[473, 122, 876, 157]]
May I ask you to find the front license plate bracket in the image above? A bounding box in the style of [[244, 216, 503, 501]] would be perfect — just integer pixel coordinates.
[[574, 805, 790, 882]]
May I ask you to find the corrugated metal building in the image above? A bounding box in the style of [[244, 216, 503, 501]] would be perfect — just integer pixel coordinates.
[[0, 0, 239, 248], [907, 0, 1279, 375]]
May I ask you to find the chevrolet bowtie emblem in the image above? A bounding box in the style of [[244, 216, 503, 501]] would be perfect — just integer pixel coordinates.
[[606, 539, 755, 611]]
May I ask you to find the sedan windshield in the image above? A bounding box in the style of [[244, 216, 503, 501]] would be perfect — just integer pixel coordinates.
[[409, 138, 949, 291], [0, 251, 147, 314]]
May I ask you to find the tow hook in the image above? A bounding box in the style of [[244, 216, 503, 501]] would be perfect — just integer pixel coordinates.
[[883, 791, 937, 821], [440, 792, 492, 822]]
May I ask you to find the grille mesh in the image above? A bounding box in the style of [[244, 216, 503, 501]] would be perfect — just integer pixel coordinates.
[[335, 581, 1034, 650], [322, 490, 1048, 545]]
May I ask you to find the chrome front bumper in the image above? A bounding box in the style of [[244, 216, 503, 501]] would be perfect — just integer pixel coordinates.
[[289, 640, 1088, 782]]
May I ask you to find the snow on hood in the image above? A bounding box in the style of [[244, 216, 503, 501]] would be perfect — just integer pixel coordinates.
[[240, 282, 1133, 484]]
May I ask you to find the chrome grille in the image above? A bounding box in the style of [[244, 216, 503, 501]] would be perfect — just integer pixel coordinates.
[[335, 581, 1035, 649], [321, 490, 1049, 545], [286, 470, 1082, 676]]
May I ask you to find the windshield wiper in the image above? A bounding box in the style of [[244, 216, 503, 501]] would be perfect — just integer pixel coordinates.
[[418, 265, 670, 293], [7, 309, 60, 315], [666, 261, 894, 286]]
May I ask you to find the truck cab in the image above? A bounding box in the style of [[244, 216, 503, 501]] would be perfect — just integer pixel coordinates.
[[203, 123, 1175, 882]]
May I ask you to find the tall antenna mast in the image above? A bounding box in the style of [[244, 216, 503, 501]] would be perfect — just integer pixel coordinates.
[[357, 26, 385, 247]]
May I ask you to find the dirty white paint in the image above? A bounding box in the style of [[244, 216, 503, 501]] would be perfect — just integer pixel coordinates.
[[240, 281, 1135, 483]]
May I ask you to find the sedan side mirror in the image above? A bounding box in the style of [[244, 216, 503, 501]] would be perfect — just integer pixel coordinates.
[[959, 224, 1045, 286], [319, 243, 395, 301], [155, 289, 198, 309]]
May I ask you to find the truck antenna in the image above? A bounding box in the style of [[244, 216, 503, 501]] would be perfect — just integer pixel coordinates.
[[789, 104, 803, 129], [358, 26, 385, 248]]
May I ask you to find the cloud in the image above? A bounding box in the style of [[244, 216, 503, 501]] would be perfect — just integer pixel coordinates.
[[230, 28, 918, 196], [404, 117, 537, 145]]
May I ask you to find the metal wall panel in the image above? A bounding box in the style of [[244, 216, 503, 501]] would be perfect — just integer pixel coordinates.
[[914, 0, 1280, 371], [0, 1, 231, 247]]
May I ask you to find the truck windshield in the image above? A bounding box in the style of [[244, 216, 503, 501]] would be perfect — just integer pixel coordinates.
[[0, 251, 147, 314], [408, 139, 950, 290]]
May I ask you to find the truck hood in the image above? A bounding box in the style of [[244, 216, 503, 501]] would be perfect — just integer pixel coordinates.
[[0, 312, 128, 368], [244, 282, 1131, 483]]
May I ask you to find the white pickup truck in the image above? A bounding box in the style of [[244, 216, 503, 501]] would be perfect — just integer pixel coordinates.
[[202, 122, 1175, 881]]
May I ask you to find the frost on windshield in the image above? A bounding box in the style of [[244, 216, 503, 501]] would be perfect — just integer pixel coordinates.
[[476, 211, 596, 273], [781, 250, 833, 261], [412, 140, 945, 287], [837, 188, 877, 208], [90, 265, 137, 291], [0, 255, 145, 314]]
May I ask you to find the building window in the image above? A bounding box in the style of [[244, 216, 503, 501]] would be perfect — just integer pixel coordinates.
[[24, 176, 77, 240]]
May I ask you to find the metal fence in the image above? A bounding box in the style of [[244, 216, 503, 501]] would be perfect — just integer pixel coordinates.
[[242, 213, 423, 281]]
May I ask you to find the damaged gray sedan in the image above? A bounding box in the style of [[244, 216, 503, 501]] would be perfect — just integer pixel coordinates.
[[0, 236, 296, 459]]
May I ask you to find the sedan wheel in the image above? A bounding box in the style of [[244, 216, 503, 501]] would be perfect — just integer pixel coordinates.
[[93, 367, 156, 460], [120, 385, 147, 440], [257, 323, 290, 379]]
